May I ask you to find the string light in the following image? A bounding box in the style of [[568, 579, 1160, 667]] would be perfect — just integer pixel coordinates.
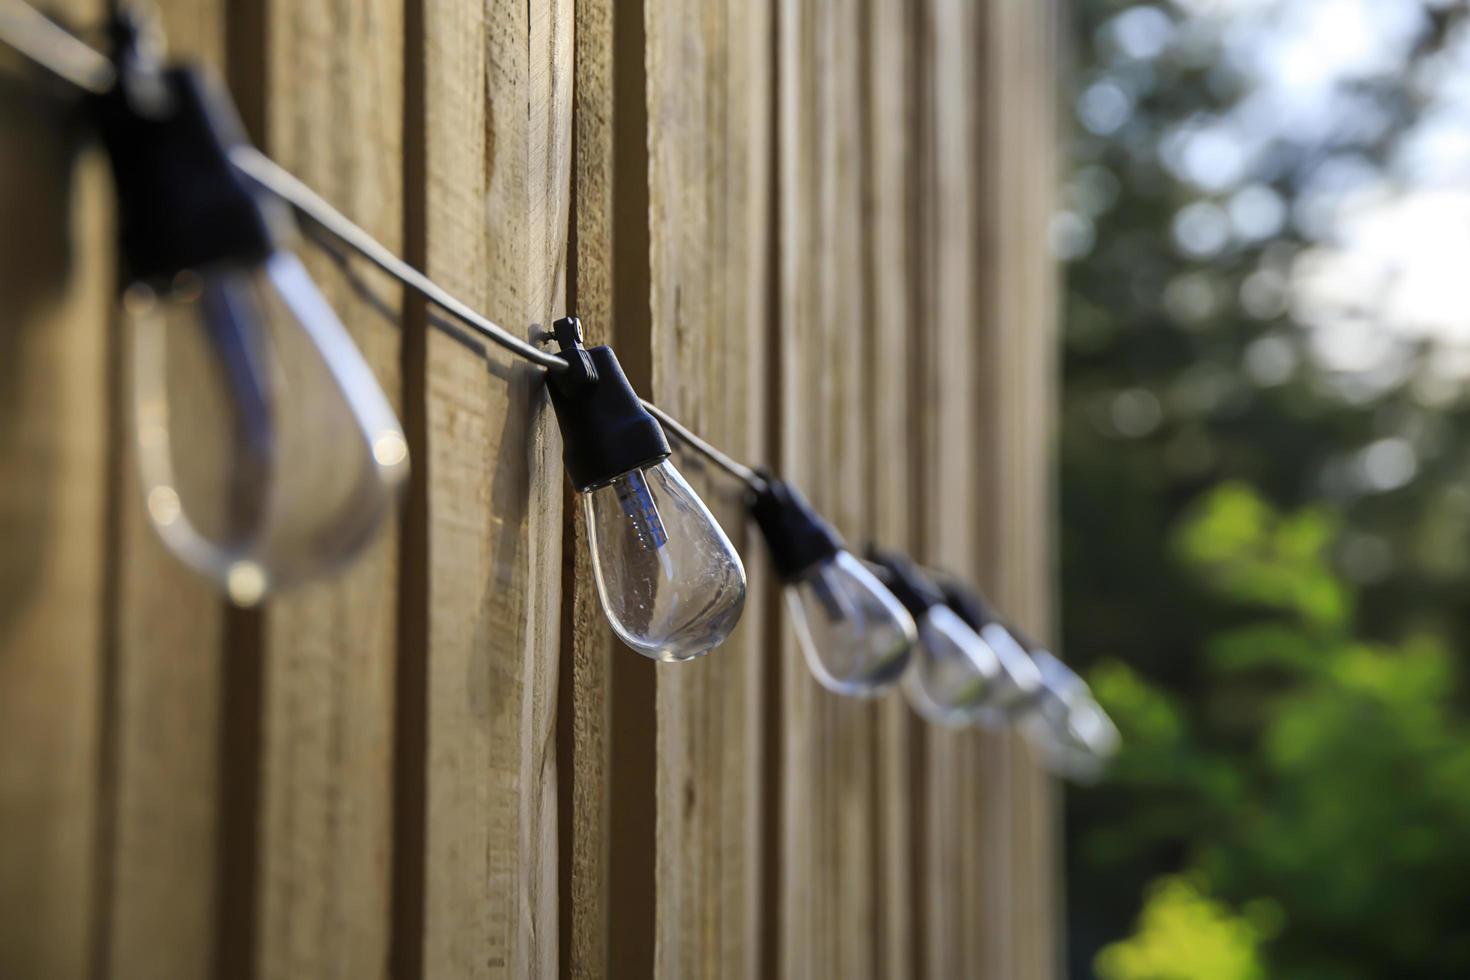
[[546, 318, 746, 662], [1010, 627, 1120, 780], [749, 478, 916, 696], [936, 578, 1044, 727], [0, 0, 1119, 768], [99, 11, 406, 605], [865, 548, 1008, 727]]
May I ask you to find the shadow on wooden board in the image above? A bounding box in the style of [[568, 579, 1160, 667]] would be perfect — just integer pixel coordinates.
[[0, 72, 96, 637], [0, 59, 111, 980]]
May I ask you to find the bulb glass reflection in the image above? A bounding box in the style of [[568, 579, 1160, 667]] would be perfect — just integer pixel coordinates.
[[902, 605, 1002, 726], [583, 459, 746, 662], [127, 251, 408, 605], [787, 551, 916, 696], [1067, 696, 1120, 759], [969, 622, 1045, 728], [1019, 650, 1118, 781]]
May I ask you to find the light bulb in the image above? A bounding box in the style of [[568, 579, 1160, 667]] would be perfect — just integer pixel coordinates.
[[126, 252, 408, 605], [582, 459, 746, 662], [1017, 645, 1119, 781], [786, 552, 916, 695], [749, 479, 915, 695], [865, 548, 1002, 725], [967, 624, 1044, 729], [1066, 694, 1120, 759], [548, 317, 746, 661], [935, 579, 1043, 727], [902, 605, 1003, 726], [98, 45, 407, 604]]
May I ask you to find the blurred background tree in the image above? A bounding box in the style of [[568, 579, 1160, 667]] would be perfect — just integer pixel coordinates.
[[1058, 1, 1470, 976]]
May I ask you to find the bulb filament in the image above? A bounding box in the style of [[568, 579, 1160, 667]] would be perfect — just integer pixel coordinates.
[[616, 468, 669, 551]]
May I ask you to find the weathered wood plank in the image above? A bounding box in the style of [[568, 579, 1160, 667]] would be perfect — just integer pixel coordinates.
[[0, 0, 1063, 976], [910, 0, 997, 975], [861, 0, 918, 974], [563, 0, 621, 975], [0, 3, 109, 971], [776, 0, 886, 977], [98, 6, 235, 978], [910, 0, 1065, 977], [645, 0, 771, 976], [566, 0, 707, 974], [976, 3, 1061, 978], [776, 1, 820, 975], [254, 0, 404, 976], [415, 0, 570, 975]]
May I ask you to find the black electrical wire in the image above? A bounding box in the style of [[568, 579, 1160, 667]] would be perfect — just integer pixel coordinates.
[[639, 400, 766, 493], [0, 1, 1122, 768], [0, 0, 762, 494], [229, 146, 572, 373], [0, 0, 114, 92]]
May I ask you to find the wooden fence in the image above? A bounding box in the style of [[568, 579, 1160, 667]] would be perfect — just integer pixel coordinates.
[[0, 0, 1059, 976]]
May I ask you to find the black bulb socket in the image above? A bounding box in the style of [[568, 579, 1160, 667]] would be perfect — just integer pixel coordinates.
[[93, 15, 281, 286], [936, 578, 1004, 632], [545, 317, 671, 491], [864, 546, 945, 618], [747, 477, 843, 582]]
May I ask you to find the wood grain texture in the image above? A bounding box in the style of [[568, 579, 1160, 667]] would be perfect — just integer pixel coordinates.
[[558, 497, 617, 980], [97, 6, 235, 979], [776, 1, 886, 977], [911, 0, 1005, 976], [416, 0, 570, 975], [0, 0, 1063, 975], [910, 0, 1063, 977], [0, 3, 109, 970], [563, 0, 619, 975], [861, 0, 917, 975], [254, 1, 404, 977], [645, 0, 771, 976], [976, 2, 1061, 977], [774, 3, 813, 972]]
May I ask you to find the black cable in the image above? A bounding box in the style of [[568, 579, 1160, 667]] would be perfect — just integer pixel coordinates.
[[0, 0, 114, 92], [640, 400, 766, 493], [0, 0, 762, 493], [229, 146, 572, 373]]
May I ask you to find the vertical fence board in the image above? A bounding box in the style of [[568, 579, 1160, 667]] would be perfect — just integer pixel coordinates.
[[978, 2, 1061, 977], [912, 0, 997, 976], [775, 2, 818, 975], [645, 0, 771, 976], [776, 1, 884, 977], [564, 0, 617, 973], [862, 0, 917, 975], [0, 1, 109, 972], [0, 0, 1060, 975], [416, 0, 570, 975], [566, 0, 673, 975], [523, 9, 576, 977], [99, 6, 233, 978], [254, 1, 404, 976]]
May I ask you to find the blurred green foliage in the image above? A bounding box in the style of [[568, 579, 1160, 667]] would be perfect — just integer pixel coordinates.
[[1096, 875, 1278, 980], [1060, 1, 1470, 977], [1087, 485, 1470, 977]]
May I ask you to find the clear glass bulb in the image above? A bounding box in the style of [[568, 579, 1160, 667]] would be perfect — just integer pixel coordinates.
[[1018, 651, 1080, 756], [786, 550, 916, 696], [968, 622, 1045, 728], [582, 459, 746, 662], [126, 251, 408, 606], [1067, 695, 1120, 759], [902, 605, 1002, 726], [1019, 712, 1095, 780], [1019, 650, 1116, 780]]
